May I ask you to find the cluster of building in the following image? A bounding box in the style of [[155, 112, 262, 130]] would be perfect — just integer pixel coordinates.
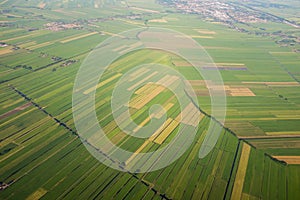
[[160, 0, 272, 24], [44, 22, 82, 31], [0, 42, 8, 47], [0, 182, 9, 190], [60, 59, 78, 67]]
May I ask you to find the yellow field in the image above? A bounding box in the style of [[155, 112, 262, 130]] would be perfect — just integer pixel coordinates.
[[149, 118, 173, 141], [117, 19, 145, 26], [101, 31, 125, 38], [128, 72, 158, 91], [207, 84, 256, 97], [28, 42, 53, 50], [128, 68, 150, 82], [26, 188, 47, 200], [60, 32, 98, 43], [83, 73, 122, 95], [157, 75, 179, 87], [131, 85, 165, 109], [125, 140, 150, 165], [130, 75, 179, 107], [0, 47, 12, 55], [231, 143, 251, 200], [154, 120, 179, 144], [130, 6, 160, 13], [119, 41, 143, 55], [133, 115, 152, 133], [194, 29, 216, 34], [126, 116, 179, 165], [3, 30, 47, 42], [18, 41, 36, 48], [172, 60, 192, 66], [134, 83, 156, 95], [175, 102, 202, 127], [153, 103, 174, 119], [242, 81, 299, 86], [273, 156, 300, 164], [266, 131, 300, 135], [190, 35, 214, 39], [149, 19, 168, 23], [228, 87, 256, 97]]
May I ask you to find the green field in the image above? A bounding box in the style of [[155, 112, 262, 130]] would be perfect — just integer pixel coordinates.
[[1, 0, 299, 199]]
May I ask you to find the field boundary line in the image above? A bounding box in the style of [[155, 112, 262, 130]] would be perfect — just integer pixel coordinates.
[[8, 85, 171, 200]]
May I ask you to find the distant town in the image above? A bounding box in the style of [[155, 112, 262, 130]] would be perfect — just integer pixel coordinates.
[[159, 0, 300, 51]]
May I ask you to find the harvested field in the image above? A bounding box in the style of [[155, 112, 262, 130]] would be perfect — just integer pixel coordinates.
[[18, 41, 36, 48], [0, 47, 13, 55], [134, 83, 156, 95], [149, 118, 173, 141], [153, 103, 174, 119], [194, 29, 216, 34], [133, 115, 152, 133], [130, 85, 165, 109], [125, 140, 150, 165], [128, 68, 151, 82], [156, 75, 179, 87], [188, 80, 206, 86], [154, 120, 179, 144], [229, 87, 255, 96], [0, 102, 32, 120], [83, 73, 122, 95], [101, 31, 126, 38], [149, 19, 168, 23], [226, 121, 265, 136], [117, 19, 145, 26], [28, 42, 52, 50], [26, 188, 47, 200], [266, 131, 300, 135], [172, 60, 192, 67], [130, 6, 160, 13], [231, 143, 251, 200], [113, 45, 128, 52], [127, 72, 158, 91], [118, 42, 143, 55], [207, 84, 255, 96], [273, 156, 300, 164], [242, 82, 299, 86], [190, 35, 214, 39], [175, 102, 202, 127], [60, 32, 98, 43]]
